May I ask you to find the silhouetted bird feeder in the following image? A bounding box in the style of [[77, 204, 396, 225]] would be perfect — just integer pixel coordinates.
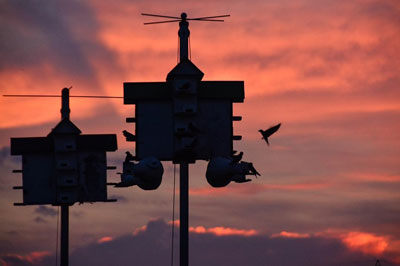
[[121, 12, 259, 266], [9, 88, 118, 266], [124, 13, 244, 164], [10, 88, 118, 205]]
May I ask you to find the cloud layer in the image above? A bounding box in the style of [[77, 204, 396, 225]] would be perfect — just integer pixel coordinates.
[[2, 219, 399, 266], [1, 0, 399, 265]]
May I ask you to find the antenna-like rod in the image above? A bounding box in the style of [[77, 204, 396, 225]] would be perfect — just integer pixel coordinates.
[[61, 88, 70, 120], [142, 12, 230, 62], [179, 13, 189, 61]]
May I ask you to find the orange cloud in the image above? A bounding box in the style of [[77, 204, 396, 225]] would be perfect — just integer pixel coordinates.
[[1, 251, 51, 265], [189, 225, 258, 237], [133, 224, 147, 236], [271, 231, 310, 239], [97, 236, 113, 244], [341, 231, 389, 256], [386, 240, 400, 264], [138, 220, 258, 237], [318, 229, 391, 257], [168, 220, 180, 227]]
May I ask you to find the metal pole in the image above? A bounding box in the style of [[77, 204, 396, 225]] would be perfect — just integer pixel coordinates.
[[61, 88, 70, 120], [60, 88, 70, 266], [178, 19, 190, 62], [60, 205, 69, 266], [180, 163, 189, 266]]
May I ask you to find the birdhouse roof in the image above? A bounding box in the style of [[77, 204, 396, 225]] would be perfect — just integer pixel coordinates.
[[167, 58, 204, 80], [48, 118, 81, 136]]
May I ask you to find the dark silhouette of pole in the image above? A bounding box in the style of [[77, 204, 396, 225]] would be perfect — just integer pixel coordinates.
[[61, 88, 70, 119], [136, 13, 232, 266], [178, 13, 189, 62], [180, 163, 189, 266], [60, 205, 69, 266], [60, 88, 70, 266], [178, 14, 190, 266]]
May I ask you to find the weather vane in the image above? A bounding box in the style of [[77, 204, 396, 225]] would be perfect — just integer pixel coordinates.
[[141, 12, 230, 24], [142, 12, 230, 62]]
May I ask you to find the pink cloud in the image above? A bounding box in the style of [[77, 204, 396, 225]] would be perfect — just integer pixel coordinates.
[[318, 229, 393, 258], [271, 231, 310, 239], [97, 236, 113, 244], [341, 231, 389, 256], [133, 225, 148, 236], [189, 225, 258, 237], [0, 251, 51, 265], [136, 220, 258, 237]]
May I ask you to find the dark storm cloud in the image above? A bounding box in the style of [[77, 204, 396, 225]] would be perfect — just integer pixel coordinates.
[[67, 219, 394, 266], [0, 255, 33, 266], [0, 0, 121, 89], [332, 200, 400, 235], [0, 146, 20, 165], [0, 146, 9, 164], [0, 146, 21, 191], [34, 216, 47, 224], [71, 210, 85, 218], [353, 0, 400, 25], [6, 230, 19, 236], [34, 206, 57, 217]]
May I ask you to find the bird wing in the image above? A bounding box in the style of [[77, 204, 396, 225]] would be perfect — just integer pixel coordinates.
[[263, 123, 281, 138]]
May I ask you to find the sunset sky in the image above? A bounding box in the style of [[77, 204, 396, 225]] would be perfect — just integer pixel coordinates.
[[1, 0, 400, 265]]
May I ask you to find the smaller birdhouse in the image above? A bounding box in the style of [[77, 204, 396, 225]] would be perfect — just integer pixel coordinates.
[[10, 88, 118, 206]]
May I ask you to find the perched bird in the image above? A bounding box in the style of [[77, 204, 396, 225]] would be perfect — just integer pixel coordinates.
[[248, 163, 260, 177], [124, 151, 136, 162], [259, 123, 281, 146], [123, 130, 136, 141], [231, 151, 243, 164]]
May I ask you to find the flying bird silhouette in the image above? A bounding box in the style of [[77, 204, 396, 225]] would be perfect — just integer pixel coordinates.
[[259, 123, 281, 146]]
